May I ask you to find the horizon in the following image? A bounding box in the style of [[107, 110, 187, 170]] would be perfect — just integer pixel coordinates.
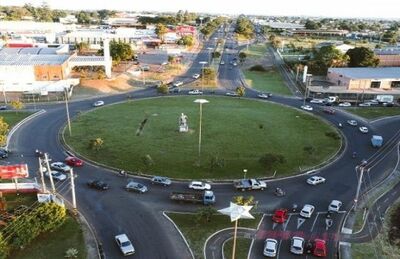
[[2, 0, 400, 20]]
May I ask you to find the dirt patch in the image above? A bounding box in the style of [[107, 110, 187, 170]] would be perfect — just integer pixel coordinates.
[[79, 74, 134, 93]]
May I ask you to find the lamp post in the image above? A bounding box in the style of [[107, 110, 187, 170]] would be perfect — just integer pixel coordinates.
[[199, 61, 208, 92], [64, 88, 72, 136], [243, 169, 247, 179], [354, 166, 369, 210], [303, 74, 312, 106], [194, 99, 209, 166]]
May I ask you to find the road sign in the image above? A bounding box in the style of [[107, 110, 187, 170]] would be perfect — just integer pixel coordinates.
[[0, 164, 29, 179]]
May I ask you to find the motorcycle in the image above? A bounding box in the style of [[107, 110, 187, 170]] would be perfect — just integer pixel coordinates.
[[338, 123, 343, 128], [274, 187, 285, 197]]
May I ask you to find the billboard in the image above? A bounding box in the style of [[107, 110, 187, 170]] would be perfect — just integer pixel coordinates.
[[0, 164, 29, 179]]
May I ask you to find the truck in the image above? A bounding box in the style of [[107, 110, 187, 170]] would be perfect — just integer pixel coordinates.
[[376, 95, 394, 103], [371, 135, 383, 148], [170, 191, 215, 205], [234, 179, 267, 191]]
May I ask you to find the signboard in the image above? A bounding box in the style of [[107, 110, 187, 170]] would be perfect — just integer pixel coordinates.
[[0, 164, 29, 179], [37, 193, 52, 203]]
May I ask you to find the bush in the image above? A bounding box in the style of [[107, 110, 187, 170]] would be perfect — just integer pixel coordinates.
[[249, 65, 266, 72], [157, 84, 169, 94]]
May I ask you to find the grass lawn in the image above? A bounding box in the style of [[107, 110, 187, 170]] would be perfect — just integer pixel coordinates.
[[245, 44, 268, 59], [65, 96, 340, 179], [346, 107, 400, 120], [12, 215, 87, 259], [0, 111, 32, 129], [167, 212, 261, 259], [243, 69, 292, 96], [223, 238, 252, 259]]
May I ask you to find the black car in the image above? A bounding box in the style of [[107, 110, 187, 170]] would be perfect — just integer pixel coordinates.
[[87, 180, 109, 190], [0, 106, 7, 110], [0, 148, 8, 159]]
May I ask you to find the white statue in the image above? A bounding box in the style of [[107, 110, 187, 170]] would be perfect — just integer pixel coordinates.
[[179, 113, 189, 132]]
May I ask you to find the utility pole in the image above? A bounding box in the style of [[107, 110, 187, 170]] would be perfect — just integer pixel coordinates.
[[44, 153, 55, 193], [38, 157, 47, 193], [64, 88, 72, 136], [70, 169, 77, 215], [354, 166, 368, 210]]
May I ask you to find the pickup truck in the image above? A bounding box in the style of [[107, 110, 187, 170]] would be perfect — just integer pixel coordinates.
[[188, 89, 203, 95], [170, 190, 215, 205], [234, 179, 267, 191]]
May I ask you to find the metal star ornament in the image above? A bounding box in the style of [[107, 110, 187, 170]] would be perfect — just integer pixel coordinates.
[[218, 202, 254, 222]]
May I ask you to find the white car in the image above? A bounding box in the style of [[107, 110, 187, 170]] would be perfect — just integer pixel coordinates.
[[192, 74, 200, 79], [93, 100, 104, 107], [188, 181, 211, 190], [310, 99, 324, 104], [359, 126, 369, 133], [50, 162, 71, 172], [173, 81, 184, 87], [359, 103, 371, 107], [300, 204, 315, 218], [290, 236, 305, 255], [307, 176, 326, 185], [263, 238, 278, 257], [188, 89, 203, 95], [115, 234, 135, 256], [339, 102, 351, 107], [347, 120, 358, 126], [220, 61, 225, 65], [328, 200, 342, 212], [301, 105, 313, 111], [258, 93, 272, 99], [226, 92, 239, 97], [45, 171, 67, 181]]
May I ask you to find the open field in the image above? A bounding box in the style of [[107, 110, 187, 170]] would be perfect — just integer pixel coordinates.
[[243, 69, 292, 96], [346, 107, 400, 120]]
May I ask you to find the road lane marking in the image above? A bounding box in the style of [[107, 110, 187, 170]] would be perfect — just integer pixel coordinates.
[[310, 213, 319, 232], [297, 217, 306, 229], [277, 239, 282, 259], [283, 214, 291, 231]]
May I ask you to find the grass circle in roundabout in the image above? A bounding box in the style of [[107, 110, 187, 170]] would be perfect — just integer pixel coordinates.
[[65, 96, 340, 179]]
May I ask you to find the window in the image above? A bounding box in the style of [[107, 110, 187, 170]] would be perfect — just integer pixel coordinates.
[[391, 81, 400, 88], [370, 81, 381, 88]]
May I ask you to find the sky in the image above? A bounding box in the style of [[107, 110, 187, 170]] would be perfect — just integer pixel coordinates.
[[2, 0, 400, 19]]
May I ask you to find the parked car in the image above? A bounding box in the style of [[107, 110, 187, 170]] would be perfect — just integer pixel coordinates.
[[173, 81, 184, 87], [125, 181, 148, 193], [301, 105, 313, 111], [347, 120, 358, 126], [263, 238, 278, 257], [192, 74, 200, 79], [50, 162, 71, 172], [258, 93, 272, 99], [0, 148, 8, 159], [0, 106, 7, 110], [65, 156, 83, 167], [188, 181, 211, 190], [359, 126, 369, 133], [310, 99, 324, 104], [225, 92, 239, 97], [115, 234, 135, 256], [359, 102, 371, 107], [290, 236, 305, 255], [93, 100, 104, 107], [300, 204, 315, 218], [188, 89, 203, 95], [328, 200, 342, 212], [313, 239, 327, 257], [338, 102, 351, 107], [307, 176, 326, 185], [169, 87, 181, 93], [151, 176, 171, 186], [87, 180, 109, 190], [323, 108, 335, 114], [272, 208, 288, 223], [45, 171, 67, 181]]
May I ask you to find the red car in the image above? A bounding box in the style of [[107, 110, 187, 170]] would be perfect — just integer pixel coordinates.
[[313, 239, 327, 257], [65, 156, 83, 167], [272, 209, 288, 223]]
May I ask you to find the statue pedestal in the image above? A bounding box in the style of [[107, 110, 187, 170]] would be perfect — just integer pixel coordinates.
[[179, 125, 189, 132]]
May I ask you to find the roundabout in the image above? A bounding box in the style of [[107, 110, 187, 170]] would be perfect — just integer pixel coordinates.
[[64, 96, 341, 179]]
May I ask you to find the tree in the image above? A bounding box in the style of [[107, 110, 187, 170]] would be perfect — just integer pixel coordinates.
[[177, 35, 195, 47], [239, 52, 247, 63], [346, 47, 379, 67], [235, 16, 254, 39], [212, 51, 221, 59], [309, 46, 348, 75], [305, 20, 322, 30], [196, 207, 217, 223], [168, 55, 176, 63], [10, 100, 24, 113], [236, 86, 245, 97], [155, 23, 168, 42], [157, 84, 169, 94], [102, 41, 134, 65], [89, 138, 104, 151], [0, 233, 9, 259], [259, 153, 286, 170], [0, 117, 9, 146], [77, 11, 91, 24], [201, 67, 216, 84]]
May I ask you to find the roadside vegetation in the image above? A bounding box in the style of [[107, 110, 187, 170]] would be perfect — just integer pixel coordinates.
[[223, 238, 252, 259], [244, 68, 292, 95], [345, 107, 400, 120]]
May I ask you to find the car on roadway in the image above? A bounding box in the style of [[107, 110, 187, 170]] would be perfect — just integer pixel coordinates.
[[310, 99, 324, 104], [323, 108, 335, 114], [173, 81, 184, 87], [188, 181, 211, 190], [338, 102, 351, 107], [258, 93, 272, 99], [225, 92, 239, 97], [151, 176, 171, 186], [220, 61, 225, 65], [313, 239, 327, 257], [0, 106, 7, 110], [65, 156, 83, 167], [0, 148, 8, 159], [87, 180, 109, 190], [358, 102, 371, 107], [125, 181, 148, 193], [169, 87, 181, 93], [263, 238, 278, 257], [272, 208, 288, 223], [301, 105, 313, 111], [45, 170, 67, 181], [306, 176, 326, 185], [50, 162, 71, 172], [232, 62, 238, 66], [290, 236, 305, 255], [115, 234, 135, 256], [328, 200, 342, 212], [347, 120, 358, 126], [300, 204, 315, 218], [188, 89, 203, 95], [192, 74, 200, 79], [359, 126, 369, 133], [93, 100, 104, 107]]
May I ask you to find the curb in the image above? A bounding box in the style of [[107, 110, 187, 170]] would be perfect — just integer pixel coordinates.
[[162, 211, 195, 259]]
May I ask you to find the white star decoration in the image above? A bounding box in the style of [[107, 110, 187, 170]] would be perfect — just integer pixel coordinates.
[[218, 202, 254, 222]]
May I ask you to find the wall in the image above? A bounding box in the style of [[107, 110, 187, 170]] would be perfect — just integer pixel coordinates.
[[377, 55, 400, 67], [34, 64, 64, 81]]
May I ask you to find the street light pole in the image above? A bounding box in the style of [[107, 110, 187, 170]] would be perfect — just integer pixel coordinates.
[[354, 166, 367, 210], [199, 61, 208, 93], [194, 99, 209, 166], [303, 74, 312, 106], [243, 169, 247, 179], [64, 88, 72, 136]]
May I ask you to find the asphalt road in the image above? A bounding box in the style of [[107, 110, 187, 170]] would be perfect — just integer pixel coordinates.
[[4, 24, 400, 259]]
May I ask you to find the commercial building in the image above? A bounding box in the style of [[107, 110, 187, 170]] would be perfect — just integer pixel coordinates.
[[375, 48, 400, 67]]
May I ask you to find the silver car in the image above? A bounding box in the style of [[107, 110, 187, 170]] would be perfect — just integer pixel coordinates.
[[290, 236, 305, 255], [115, 234, 135, 255], [263, 238, 278, 257], [125, 181, 148, 193]]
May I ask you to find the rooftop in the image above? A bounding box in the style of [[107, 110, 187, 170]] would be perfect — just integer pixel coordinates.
[[328, 67, 400, 79], [0, 54, 70, 66]]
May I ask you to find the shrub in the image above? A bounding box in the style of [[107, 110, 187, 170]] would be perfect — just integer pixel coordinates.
[[249, 65, 266, 72], [157, 84, 169, 94]]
